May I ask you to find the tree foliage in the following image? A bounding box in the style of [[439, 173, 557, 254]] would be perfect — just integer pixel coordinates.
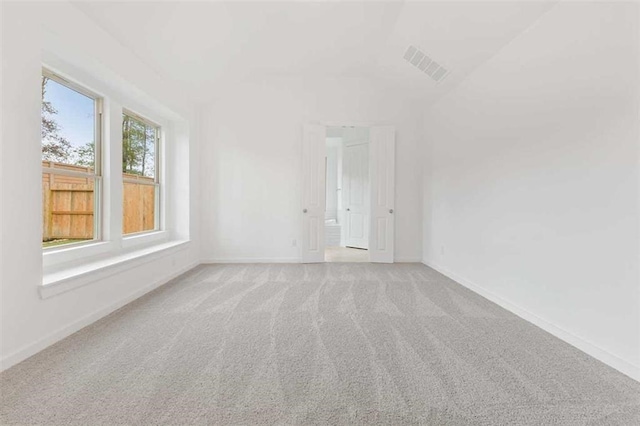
[[41, 77, 95, 168], [74, 141, 95, 167], [122, 115, 155, 177], [41, 77, 73, 163]]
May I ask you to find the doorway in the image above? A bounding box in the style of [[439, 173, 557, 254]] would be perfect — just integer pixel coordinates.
[[324, 126, 370, 262], [301, 123, 395, 263]]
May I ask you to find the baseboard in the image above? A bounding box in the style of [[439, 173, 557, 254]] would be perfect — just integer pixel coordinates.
[[202, 258, 301, 264], [203, 257, 422, 264], [395, 257, 423, 263], [0, 261, 199, 373], [423, 259, 640, 383]]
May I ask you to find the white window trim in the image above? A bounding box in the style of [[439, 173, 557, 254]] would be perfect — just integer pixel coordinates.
[[43, 241, 113, 270], [42, 68, 106, 266], [121, 230, 168, 249]]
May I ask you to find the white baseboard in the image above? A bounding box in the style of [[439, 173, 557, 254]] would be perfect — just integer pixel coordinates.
[[423, 259, 640, 383], [0, 261, 199, 373], [395, 257, 423, 263], [202, 258, 301, 264], [203, 257, 422, 264]]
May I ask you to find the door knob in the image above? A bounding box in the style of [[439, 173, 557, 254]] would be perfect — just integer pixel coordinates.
[[389, 209, 394, 214], [303, 209, 308, 213], [346, 208, 350, 211]]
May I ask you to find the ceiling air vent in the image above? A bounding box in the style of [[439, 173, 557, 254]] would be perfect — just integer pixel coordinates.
[[403, 45, 449, 83]]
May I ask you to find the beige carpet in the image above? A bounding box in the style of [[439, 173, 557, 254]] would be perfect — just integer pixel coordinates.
[[1, 263, 639, 425]]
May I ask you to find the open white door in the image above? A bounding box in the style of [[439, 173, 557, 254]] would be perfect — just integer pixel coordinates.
[[369, 126, 395, 263], [301, 124, 326, 263]]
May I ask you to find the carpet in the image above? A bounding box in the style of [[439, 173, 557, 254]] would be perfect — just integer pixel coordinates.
[[1, 263, 639, 425]]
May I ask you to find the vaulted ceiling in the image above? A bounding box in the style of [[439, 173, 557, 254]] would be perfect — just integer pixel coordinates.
[[72, 1, 556, 104]]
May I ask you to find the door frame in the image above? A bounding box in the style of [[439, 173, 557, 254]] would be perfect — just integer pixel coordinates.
[[301, 121, 395, 263]]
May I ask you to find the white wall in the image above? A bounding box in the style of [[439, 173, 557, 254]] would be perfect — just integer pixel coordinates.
[[422, 1, 640, 380], [0, 2, 200, 369], [200, 77, 423, 262]]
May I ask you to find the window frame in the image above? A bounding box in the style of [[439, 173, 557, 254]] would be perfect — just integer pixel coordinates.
[[38, 51, 191, 295], [41, 67, 104, 251], [121, 108, 162, 237]]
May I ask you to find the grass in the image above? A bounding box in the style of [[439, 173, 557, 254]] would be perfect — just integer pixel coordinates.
[[42, 238, 89, 248]]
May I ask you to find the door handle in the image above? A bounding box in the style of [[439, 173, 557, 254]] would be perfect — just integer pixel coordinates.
[[389, 209, 394, 214], [346, 208, 350, 211], [303, 209, 308, 213]]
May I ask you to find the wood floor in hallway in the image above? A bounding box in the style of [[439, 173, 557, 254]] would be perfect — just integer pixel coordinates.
[[324, 246, 369, 262]]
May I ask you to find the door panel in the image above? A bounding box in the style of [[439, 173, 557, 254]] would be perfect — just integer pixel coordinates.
[[369, 126, 395, 263], [349, 213, 365, 238], [301, 124, 326, 263], [343, 142, 369, 249]]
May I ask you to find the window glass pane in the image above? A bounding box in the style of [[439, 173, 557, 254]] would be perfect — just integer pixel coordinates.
[[42, 74, 98, 248], [122, 114, 156, 179], [122, 113, 159, 235], [41, 76, 96, 168], [123, 180, 157, 234], [42, 172, 96, 248]]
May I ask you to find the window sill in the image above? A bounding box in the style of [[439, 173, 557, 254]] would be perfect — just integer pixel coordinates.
[[43, 240, 113, 269], [40, 240, 190, 299], [122, 230, 167, 249]]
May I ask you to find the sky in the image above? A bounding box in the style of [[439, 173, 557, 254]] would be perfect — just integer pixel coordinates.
[[43, 78, 95, 150]]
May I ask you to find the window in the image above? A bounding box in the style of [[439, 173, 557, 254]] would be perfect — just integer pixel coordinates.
[[122, 111, 160, 235], [41, 69, 102, 248]]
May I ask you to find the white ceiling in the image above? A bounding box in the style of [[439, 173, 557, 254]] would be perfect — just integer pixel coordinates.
[[72, 1, 557, 104]]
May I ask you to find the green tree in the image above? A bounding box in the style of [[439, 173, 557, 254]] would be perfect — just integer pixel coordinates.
[[73, 141, 95, 167], [122, 115, 154, 177], [41, 77, 72, 163]]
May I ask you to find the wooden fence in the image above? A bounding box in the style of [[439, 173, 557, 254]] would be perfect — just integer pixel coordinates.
[[123, 175, 156, 235], [42, 161, 155, 241]]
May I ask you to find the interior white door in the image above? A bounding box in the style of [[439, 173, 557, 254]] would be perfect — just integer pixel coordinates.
[[369, 126, 395, 263], [343, 142, 369, 249], [301, 124, 326, 263]]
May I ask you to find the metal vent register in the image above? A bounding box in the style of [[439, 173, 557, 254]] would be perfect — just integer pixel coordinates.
[[403, 45, 449, 83]]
